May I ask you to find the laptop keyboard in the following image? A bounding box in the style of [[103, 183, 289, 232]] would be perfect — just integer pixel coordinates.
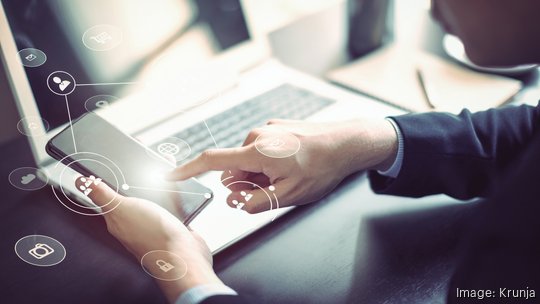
[[150, 84, 336, 163]]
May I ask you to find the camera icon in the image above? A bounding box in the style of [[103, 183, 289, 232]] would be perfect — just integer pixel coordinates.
[[28, 243, 55, 260]]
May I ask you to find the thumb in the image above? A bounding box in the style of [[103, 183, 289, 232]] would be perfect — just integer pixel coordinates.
[[75, 176, 124, 212]]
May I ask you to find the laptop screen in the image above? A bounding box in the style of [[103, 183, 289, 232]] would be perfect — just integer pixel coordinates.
[[2, 0, 250, 130]]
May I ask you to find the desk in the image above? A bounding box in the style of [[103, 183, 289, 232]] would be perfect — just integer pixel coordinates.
[[1, 130, 476, 304], [2, 0, 540, 301]]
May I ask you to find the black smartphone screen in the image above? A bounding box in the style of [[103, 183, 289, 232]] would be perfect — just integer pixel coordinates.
[[47, 112, 212, 224]]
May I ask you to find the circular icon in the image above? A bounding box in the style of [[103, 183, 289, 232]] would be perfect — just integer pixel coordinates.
[[84, 95, 119, 112], [8, 167, 49, 191], [140, 250, 188, 281], [157, 143, 180, 156], [47, 71, 76, 96], [50, 152, 125, 216], [148, 137, 192, 163], [82, 24, 123, 51], [255, 130, 301, 158], [67, 162, 118, 211], [17, 48, 47, 68], [224, 180, 278, 212], [16, 116, 50, 137], [15, 235, 66, 267]]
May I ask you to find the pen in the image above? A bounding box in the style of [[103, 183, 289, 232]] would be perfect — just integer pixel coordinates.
[[415, 67, 436, 109]]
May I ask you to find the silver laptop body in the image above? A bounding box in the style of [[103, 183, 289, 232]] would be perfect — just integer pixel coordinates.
[[0, 0, 400, 252]]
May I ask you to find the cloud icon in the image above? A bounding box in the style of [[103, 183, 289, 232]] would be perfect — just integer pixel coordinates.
[[21, 174, 36, 185]]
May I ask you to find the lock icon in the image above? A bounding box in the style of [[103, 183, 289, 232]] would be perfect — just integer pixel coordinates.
[[156, 259, 175, 273]]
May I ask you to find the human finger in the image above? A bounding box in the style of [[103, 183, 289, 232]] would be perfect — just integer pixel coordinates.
[[241, 127, 266, 146], [167, 146, 262, 180], [75, 176, 124, 212], [225, 181, 291, 214], [226, 173, 272, 192], [266, 118, 300, 125], [222, 169, 270, 187]]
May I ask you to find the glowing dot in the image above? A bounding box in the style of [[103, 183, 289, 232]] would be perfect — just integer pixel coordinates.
[[122, 184, 129, 190], [269, 185, 276, 191], [80, 178, 86, 182], [79, 186, 85, 191], [204, 193, 211, 199]]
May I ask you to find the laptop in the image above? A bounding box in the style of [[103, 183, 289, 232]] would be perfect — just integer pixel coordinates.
[[0, 0, 399, 253]]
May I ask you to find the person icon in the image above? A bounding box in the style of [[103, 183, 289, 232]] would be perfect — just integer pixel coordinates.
[[52, 76, 71, 92], [47, 71, 77, 96]]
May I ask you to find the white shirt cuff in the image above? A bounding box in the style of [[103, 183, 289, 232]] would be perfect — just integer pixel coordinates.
[[175, 284, 238, 304], [377, 118, 404, 178]]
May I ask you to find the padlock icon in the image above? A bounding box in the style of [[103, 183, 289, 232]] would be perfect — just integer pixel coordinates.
[[156, 259, 175, 273]]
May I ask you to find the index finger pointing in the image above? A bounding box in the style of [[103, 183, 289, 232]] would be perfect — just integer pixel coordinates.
[[167, 146, 262, 180]]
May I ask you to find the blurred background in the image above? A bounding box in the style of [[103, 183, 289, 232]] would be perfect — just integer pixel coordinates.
[[1, 0, 537, 144]]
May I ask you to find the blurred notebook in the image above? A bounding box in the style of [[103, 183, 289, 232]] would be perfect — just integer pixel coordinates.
[[327, 44, 522, 113]]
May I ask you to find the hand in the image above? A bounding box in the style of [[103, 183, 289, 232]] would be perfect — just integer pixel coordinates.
[[75, 177, 222, 303], [168, 118, 398, 213]]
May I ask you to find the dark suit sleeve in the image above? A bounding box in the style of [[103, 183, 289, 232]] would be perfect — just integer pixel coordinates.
[[200, 295, 250, 304], [369, 103, 540, 200], [447, 126, 540, 303]]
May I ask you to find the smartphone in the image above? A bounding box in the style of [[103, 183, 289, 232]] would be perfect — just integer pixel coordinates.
[[46, 112, 213, 224]]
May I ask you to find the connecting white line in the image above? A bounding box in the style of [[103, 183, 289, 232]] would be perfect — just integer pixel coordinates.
[[202, 119, 231, 173], [221, 175, 234, 183], [126, 184, 209, 197], [76, 82, 138, 87], [64, 95, 78, 153], [203, 119, 219, 149]]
